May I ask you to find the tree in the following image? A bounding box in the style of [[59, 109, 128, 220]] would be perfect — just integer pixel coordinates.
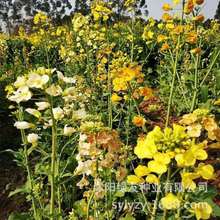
[[214, 1, 220, 20], [0, 0, 73, 33]]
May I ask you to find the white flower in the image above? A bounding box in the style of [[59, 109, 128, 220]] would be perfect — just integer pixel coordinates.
[[57, 71, 76, 84], [79, 133, 87, 142], [74, 160, 95, 176], [14, 76, 27, 88], [27, 133, 39, 144], [35, 101, 50, 111], [25, 108, 41, 118], [52, 107, 64, 120], [46, 84, 63, 96], [43, 119, 53, 129], [14, 121, 33, 129], [72, 109, 87, 120], [76, 175, 89, 189], [27, 73, 49, 89], [187, 124, 202, 137], [63, 125, 75, 136], [8, 86, 32, 103]]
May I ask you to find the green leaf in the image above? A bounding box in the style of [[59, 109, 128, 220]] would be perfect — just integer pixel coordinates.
[[119, 213, 135, 220], [114, 190, 125, 197], [8, 213, 32, 220], [215, 70, 220, 90], [204, 198, 220, 217], [200, 85, 209, 103], [8, 181, 30, 197]]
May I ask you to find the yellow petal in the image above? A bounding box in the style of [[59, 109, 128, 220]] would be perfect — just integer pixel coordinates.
[[161, 193, 181, 210], [134, 165, 150, 177], [148, 160, 167, 174], [146, 174, 159, 184], [196, 163, 214, 180], [127, 175, 144, 184], [192, 202, 212, 220]]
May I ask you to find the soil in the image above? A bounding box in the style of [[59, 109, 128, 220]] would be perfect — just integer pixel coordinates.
[[0, 111, 28, 220]]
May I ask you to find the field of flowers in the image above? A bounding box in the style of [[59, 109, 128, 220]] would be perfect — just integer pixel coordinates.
[[0, 0, 220, 219]]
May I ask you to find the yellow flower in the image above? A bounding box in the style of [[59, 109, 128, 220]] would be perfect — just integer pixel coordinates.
[[121, 66, 140, 81], [33, 12, 48, 25], [148, 126, 164, 141], [139, 87, 153, 98], [196, 163, 214, 180], [194, 0, 204, 5], [148, 17, 156, 27], [161, 193, 181, 210], [112, 78, 127, 91], [166, 23, 175, 30], [148, 160, 167, 174], [158, 23, 164, 29], [111, 93, 122, 103], [193, 108, 209, 117], [72, 13, 88, 32], [145, 174, 159, 184], [142, 29, 154, 40], [193, 15, 205, 22], [186, 32, 197, 44], [162, 3, 172, 11], [175, 142, 207, 167], [181, 172, 199, 190], [162, 13, 173, 22], [132, 115, 146, 127], [172, 124, 187, 141], [154, 152, 171, 164], [5, 85, 14, 95], [191, 202, 212, 220], [184, 0, 194, 14], [214, 99, 220, 105], [160, 43, 170, 52], [157, 34, 168, 43], [172, 25, 184, 35], [134, 165, 150, 177], [134, 136, 157, 159], [190, 47, 202, 54], [127, 175, 144, 184]]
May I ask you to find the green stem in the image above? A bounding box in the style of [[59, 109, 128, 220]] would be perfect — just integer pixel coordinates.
[[150, 181, 161, 220], [87, 191, 94, 220], [190, 54, 199, 111], [200, 50, 220, 87], [57, 185, 62, 220], [18, 107, 40, 220], [165, 37, 181, 127], [162, 167, 171, 220], [107, 64, 112, 129], [49, 98, 57, 220]]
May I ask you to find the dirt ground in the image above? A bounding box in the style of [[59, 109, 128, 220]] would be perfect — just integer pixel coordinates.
[[0, 110, 28, 220]]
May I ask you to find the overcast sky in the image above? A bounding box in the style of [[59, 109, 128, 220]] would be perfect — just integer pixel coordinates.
[[147, 0, 219, 19]]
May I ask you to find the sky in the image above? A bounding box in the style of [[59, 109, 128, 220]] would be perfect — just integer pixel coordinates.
[[147, 0, 219, 19]]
